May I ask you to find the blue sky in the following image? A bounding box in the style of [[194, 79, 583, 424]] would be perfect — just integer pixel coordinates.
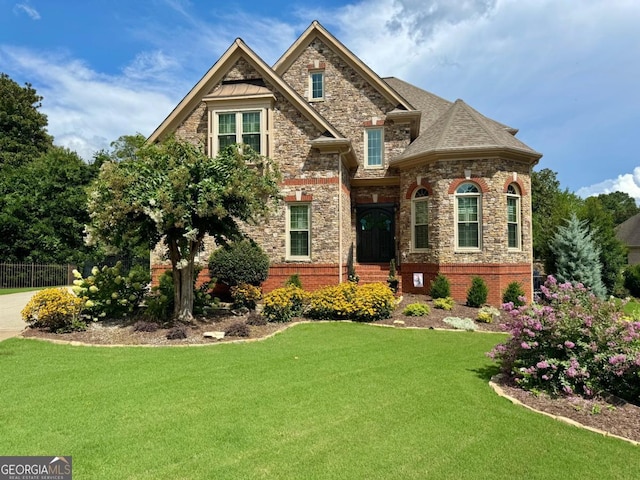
[[1, 0, 639, 200]]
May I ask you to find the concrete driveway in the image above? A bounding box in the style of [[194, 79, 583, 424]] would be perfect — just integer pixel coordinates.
[[0, 291, 37, 341]]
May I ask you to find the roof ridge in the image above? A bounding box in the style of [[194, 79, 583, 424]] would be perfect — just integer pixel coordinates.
[[434, 100, 460, 149], [455, 99, 504, 145], [148, 36, 344, 143]]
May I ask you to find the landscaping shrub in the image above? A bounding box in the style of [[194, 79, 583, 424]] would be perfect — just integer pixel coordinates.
[[443, 317, 477, 331], [352, 283, 396, 322], [502, 281, 526, 307], [166, 325, 187, 340], [231, 283, 262, 310], [387, 259, 399, 293], [402, 303, 431, 316], [262, 285, 307, 323], [306, 282, 357, 320], [246, 311, 267, 326], [466, 276, 488, 307], [433, 297, 454, 310], [476, 306, 500, 323], [489, 276, 640, 402], [225, 322, 250, 337], [71, 262, 149, 321], [284, 273, 302, 288], [133, 320, 159, 332], [21, 288, 85, 332], [208, 239, 269, 286], [306, 282, 395, 322], [430, 273, 451, 299], [623, 264, 640, 298]]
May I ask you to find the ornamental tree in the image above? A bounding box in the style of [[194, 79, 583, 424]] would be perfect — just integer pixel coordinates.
[[549, 213, 606, 298], [86, 137, 281, 321]]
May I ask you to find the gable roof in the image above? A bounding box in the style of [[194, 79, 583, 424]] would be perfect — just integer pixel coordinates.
[[148, 37, 343, 144], [391, 98, 541, 167], [616, 213, 640, 246], [274, 21, 414, 113]]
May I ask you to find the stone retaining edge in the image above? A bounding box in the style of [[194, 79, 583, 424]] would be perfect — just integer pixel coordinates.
[[489, 375, 639, 447]]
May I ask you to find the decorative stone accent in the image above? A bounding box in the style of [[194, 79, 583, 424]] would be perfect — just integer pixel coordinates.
[[204, 331, 225, 339]]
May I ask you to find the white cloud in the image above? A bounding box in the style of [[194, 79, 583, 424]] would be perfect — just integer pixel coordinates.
[[576, 168, 640, 204], [0, 46, 178, 160], [13, 2, 40, 20]]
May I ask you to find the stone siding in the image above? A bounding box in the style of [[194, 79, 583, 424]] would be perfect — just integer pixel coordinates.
[[281, 39, 410, 179]]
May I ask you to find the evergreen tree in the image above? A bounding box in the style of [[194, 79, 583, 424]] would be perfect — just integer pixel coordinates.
[[579, 197, 627, 295], [549, 213, 606, 298]]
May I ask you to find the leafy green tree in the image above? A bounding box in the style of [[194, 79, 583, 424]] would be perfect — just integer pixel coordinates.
[[578, 197, 627, 296], [596, 191, 639, 226], [549, 213, 605, 298], [0, 146, 95, 263], [0, 73, 53, 167], [86, 138, 281, 321]]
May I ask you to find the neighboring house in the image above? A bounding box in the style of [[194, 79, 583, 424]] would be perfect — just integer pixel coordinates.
[[616, 213, 640, 264], [149, 21, 542, 305]]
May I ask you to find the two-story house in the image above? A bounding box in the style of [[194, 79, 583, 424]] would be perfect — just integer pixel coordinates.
[[149, 21, 541, 305]]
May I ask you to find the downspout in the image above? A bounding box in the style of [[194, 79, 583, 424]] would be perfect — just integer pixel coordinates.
[[338, 153, 343, 283]]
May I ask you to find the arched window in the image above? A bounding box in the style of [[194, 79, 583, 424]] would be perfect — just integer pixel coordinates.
[[507, 183, 521, 249], [456, 183, 481, 249], [412, 188, 429, 250]]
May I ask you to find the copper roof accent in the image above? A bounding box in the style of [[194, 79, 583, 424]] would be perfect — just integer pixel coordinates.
[[203, 83, 273, 99]]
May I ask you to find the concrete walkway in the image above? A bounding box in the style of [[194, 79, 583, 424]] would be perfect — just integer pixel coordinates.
[[0, 291, 38, 341]]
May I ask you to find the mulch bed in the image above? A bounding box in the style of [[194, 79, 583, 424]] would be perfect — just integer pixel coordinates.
[[20, 293, 639, 444]]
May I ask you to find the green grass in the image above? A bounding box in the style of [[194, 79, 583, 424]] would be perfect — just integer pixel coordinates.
[[0, 323, 638, 479], [0, 286, 54, 295], [623, 298, 640, 318]]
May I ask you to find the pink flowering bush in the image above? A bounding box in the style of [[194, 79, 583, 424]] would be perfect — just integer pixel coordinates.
[[489, 276, 640, 404]]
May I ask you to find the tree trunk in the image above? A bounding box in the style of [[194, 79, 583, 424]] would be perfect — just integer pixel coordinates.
[[168, 237, 200, 323], [174, 262, 195, 323]]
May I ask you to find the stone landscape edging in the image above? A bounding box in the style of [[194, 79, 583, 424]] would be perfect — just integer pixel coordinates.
[[489, 374, 639, 447]]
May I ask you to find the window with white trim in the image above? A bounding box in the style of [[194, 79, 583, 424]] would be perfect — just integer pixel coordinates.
[[287, 204, 311, 260], [215, 110, 262, 154], [412, 188, 429, 250], [309, 71, 324, 100], [507, 184, 521, 249], [365, 128, 383, 168], [456, 183, 481, 249]]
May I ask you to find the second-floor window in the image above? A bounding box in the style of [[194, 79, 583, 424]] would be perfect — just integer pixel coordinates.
[[365, 128, 383, 168], [216, 111, 261, 154]]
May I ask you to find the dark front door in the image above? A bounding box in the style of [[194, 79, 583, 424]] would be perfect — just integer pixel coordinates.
[[356, 205, 395, 263]]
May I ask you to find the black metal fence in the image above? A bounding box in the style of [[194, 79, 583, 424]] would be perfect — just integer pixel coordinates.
[[0, 263, 75, 289]]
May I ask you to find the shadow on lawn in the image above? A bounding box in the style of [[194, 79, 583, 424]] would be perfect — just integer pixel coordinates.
[[470, 364, 500, 382]]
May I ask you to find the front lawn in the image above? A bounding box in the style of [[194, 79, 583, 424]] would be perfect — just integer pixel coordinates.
[[0, 324, 637, 479]]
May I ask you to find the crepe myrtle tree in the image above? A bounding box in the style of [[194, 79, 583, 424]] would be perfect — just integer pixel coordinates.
[[86, 136, 281, 321]]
